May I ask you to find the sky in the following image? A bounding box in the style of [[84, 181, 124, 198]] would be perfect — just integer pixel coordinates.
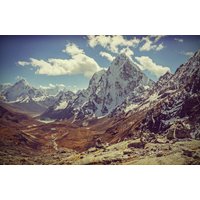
[[0, 35, 199, 91]]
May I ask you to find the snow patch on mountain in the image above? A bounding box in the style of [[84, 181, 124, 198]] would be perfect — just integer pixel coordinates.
[[124, 104, 139, 113], [54, 101, 68, 110]]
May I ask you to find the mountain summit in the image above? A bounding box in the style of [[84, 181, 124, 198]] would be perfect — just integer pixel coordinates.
[[1, 79, 43, 102]]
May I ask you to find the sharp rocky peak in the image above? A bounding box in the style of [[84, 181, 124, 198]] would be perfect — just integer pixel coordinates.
[[14, 79, 30, 87], [159, 71, 173, 81], [114, 53, 129, 61], [193, 49, 200, 58], [110, 53, 140, 72], [17, 78, 28, 84]]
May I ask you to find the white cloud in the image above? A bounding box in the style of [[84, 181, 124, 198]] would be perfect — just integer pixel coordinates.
[[18, 43, 103, 78], [151, 35, 165, 43], [174, 38, 183, 43], [62, 43, 84, 55], [39, 83, 82, 93], [88, 35, 140, 53], [100, 47, 134, 62], [156, 43, 164, 51], [39, 83, 66, 90], [180, 51, 194, 57], [100, 51, 114, 62], [139, 36, 165, 52], [135, 56, 170, 77], [18, 61, 30, 66], [185, 52, 194, 57]]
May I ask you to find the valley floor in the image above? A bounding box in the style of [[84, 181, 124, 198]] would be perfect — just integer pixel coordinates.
[[0, 106, 199, 165], [1, 136, 200, 165]]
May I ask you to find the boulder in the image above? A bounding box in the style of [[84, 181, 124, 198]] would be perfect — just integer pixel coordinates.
[[156, 151, 163, 157], [95, 138, 104, 148], [182, 149, 195, 157], [123, 149, 133, 155], [166, 122, 191, 140], [156, 137, 168, 144], [88, 147, 97, 153], [128, 139, 146, 149]]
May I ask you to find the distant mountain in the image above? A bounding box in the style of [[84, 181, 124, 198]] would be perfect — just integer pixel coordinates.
[[41, 53, 154, 122], [41, 91, 77, 119], [1, 79, 43, 102], [39, 84, 68, 96], [0, 83, 12, 93], [0, 79, 72, 115]]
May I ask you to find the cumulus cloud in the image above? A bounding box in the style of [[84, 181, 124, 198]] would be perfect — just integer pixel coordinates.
[[18, 43, 103, 78], [39, 83, 66, 90], [139, 36, 165, 52], [100, 51, 114, 61], [100, 47, 134, 62], [88, 35, 140, 53], [180, 51, 194, 57], [135, 56, 170, 77], [18, 61, 30, 66], [39, 83, 80, 93], [151, 35, 165, 43], [174, 38, 183, 43], [62, 43, 84, 55], [156, 43, 165, 51]]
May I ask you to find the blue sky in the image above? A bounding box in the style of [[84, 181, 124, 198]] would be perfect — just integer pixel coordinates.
[[0, 35, 199, 91]]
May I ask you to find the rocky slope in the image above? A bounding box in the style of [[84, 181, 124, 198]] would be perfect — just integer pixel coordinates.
[[103, 49, 200, 143], [40, 91, 77, 119], [139, 50, 200, 139]]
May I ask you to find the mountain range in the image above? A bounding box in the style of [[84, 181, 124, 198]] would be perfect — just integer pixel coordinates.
[[0, 49, 200, 164], [0, 79, 75, 116]]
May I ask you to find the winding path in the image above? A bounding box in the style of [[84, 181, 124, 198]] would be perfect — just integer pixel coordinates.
[[51, 134, 58, 151]]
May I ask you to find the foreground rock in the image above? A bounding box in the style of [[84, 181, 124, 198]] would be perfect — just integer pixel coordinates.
[[128, 138, 146, 149]]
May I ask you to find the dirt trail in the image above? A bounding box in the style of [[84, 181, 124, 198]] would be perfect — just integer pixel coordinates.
[[51, 134, 58, 151]]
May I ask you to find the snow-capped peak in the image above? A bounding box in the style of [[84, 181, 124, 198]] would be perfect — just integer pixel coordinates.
[[42, 52, 155, 121], [89, 69, 106, 85], [14, 79, 31, 88], [16, 78, 29, 86], [1, 79, 43, 102], [158, 71, 173, 82], [110, 53, 140, 72]]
